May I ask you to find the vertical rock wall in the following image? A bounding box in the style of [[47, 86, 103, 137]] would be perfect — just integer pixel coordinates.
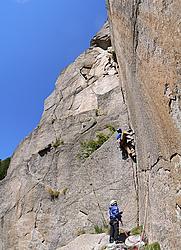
[[107, 0, 181, 249]]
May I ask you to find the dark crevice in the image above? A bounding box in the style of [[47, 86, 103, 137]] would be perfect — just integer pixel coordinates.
[[26, 208, 33, 214], [1, 216, 4, 230], [168, 96, 177, 112], [170, 153, 181, 161], [120, 87, 126, 104], [156, 166, 171, 173], [90, 36, 111, 50], [90, 22, 111, 50], [80, 66, 91, 80], [132, 0, 141, 54], [151, 156, 163, 169], [38, 144, 52, 157], [44, 103, 56, 112], [132, 0, 141, 74], [79, 210, 88, 216], [34, 202, 42, 229], [129, 0, 142, 227], [80, 119, 97, 134], [112, 50, 118, 64], [91, 39, 111, 50], [74, 86, 84, 95], [140, 156, 169, 173]]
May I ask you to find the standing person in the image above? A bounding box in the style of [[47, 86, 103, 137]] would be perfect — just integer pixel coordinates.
[[109, 200, 123, 243]]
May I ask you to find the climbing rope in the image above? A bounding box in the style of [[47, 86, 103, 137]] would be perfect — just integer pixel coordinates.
[[140, 171, 151, 247], [123, 213, 138, 224]]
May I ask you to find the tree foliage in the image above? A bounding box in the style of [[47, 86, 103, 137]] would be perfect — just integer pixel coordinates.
[[0, 157, 11, 180]]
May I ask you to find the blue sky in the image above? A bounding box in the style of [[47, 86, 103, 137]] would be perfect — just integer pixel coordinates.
[[0, 0, 107, 160]]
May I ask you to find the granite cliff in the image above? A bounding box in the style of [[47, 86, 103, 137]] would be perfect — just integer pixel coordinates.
[[0, 23, 136, 250], [0, 1, 181, 249]]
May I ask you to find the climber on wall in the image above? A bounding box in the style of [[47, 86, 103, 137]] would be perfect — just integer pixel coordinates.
[[116, 128, 136, 161], [109, 200, 123, 243]]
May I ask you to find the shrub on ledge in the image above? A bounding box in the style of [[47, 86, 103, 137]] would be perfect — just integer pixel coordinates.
[[144, 242, 161, 250], [78, 132, 110, 160], [47, 188, 60, 201]]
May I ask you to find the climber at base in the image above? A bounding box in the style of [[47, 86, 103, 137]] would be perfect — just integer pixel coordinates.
[[109, 200, 123, 244], [116, 128, 136, 160]]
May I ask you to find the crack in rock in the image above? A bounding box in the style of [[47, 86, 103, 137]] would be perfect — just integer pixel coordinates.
[[140, 156, 169, 173]]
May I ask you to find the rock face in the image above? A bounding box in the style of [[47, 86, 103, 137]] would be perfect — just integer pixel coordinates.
[[107, 0, 181, 249], [57, 233, 108, 250], [0, 24, 137, 249], [0, 2, 181, 249]]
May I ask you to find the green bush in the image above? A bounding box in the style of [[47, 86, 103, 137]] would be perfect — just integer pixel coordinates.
[[62, 187, 68, 195], [106, 124, 116, 133], [47, 188, 60, 201], [78, 132, 109, 159], [130, 225, 143, 235], [96, 132, 109, 145], [94, 225, 103, 234], [94, 224, 108, 234], [94, 225, 104, 234], [0, 157, 11, 180], [144, 242, 161, 250], [53, 138, 64, 148]]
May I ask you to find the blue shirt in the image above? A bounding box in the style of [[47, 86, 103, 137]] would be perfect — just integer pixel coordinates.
[[116, 133, 122, 140], [109, 205, 120, 220]]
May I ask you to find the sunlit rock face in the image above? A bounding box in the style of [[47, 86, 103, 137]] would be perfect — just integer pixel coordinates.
[[107, 1, 181, 249], [0, 23, 137, 249], [0, 2, 181, 249]]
